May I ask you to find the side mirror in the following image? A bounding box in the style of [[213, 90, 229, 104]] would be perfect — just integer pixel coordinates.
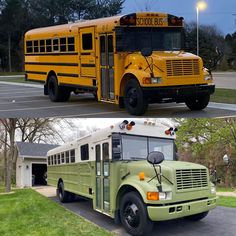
[[147, 151, 164, 165], [141, 48, 153, 57]]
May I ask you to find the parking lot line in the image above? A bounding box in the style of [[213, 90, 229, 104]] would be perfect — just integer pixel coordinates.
[[0, 90, 41, 95], [0, 99, 48, 105], [0, 102, 99, 112]]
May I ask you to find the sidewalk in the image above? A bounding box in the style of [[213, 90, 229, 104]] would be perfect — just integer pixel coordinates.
[[217, 191, 236, 197]]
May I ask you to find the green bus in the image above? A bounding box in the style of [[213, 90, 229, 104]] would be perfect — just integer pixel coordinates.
[[47, 120, 217, 235]]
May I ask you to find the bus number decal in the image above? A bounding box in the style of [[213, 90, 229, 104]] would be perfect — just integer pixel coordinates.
[[137, 17, 165, 26]]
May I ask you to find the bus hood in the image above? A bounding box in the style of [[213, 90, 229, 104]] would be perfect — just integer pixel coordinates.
[[121, 160, 208, 185]]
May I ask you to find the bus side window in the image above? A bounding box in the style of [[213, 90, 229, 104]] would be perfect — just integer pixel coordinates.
[[33, 40, 39, 53], [81, 144, 89, 161], [40, 40, 45, 53], [46, 39, 52, 52], [57, 154, 61, 165], [96, 145, 101, 176], [26, 41, 33, 53], [48, 156, 50, 166], [68, 37, 75, 52], [61, 152, 65, 164], [66, 151, 70, 163], [54, 155, 57, 165], [70, 149, 75, 163], [60, 38, 67, 52], [53, 38, 59, 52], [50, 156, 53, 165], [82, 33, 93, 50]]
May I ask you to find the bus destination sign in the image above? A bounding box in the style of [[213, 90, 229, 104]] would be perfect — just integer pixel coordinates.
[[136, 17, 168, 27]]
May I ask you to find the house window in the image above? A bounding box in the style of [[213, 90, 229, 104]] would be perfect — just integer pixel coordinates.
[[81, 144, 89, 161]]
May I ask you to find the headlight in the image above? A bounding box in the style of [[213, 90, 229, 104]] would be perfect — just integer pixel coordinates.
[[151, 77, 163, 84], [205, 76, 212, 81], [211, 186, 216, 194], [147, 191, 172, 200]]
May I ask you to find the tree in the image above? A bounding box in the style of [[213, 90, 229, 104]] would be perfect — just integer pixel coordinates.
[[185, 23, 225, 69], [176, 118, 236, 187], [0, 118, 66, 192]]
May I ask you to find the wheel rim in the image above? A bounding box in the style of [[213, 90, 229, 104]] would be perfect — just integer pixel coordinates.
[[123, 202, 140, 228], [127, 88, 138, 108], [59, 186, 63, 199]]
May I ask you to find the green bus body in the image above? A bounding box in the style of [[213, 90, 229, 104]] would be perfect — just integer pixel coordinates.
[[47, 121, 217, 234]]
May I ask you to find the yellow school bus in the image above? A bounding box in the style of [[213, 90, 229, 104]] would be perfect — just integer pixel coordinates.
[[24, 12, 215, 115]]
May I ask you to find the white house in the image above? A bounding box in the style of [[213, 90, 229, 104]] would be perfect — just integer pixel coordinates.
[[16, 142, 59, 188]]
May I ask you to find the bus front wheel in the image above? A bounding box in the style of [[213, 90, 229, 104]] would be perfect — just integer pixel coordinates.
[[124, 79, 148, 116], [185, 94, 210, 111], [120, 192, 153, 236], [48, 76, 71, 102]]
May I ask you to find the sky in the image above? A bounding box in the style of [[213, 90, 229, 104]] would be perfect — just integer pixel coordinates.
[[123, 0, 236, 35]]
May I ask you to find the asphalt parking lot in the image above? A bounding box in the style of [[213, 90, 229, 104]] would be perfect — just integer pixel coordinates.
[[35, 186, 236, 236], [0, 82, 236, 118]]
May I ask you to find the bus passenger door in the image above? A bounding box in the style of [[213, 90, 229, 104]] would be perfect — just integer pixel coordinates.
[[95, 142, 110, 214], [79, 27, 96, 78], [99, 34, 115, 101]]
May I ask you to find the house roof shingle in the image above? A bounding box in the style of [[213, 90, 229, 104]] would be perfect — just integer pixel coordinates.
[[16, 142, 59, 158]]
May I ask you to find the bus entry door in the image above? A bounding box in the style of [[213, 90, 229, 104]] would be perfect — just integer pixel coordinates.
[[95, 142, 110, 213], [99, 34, 115, 101], [79, 27, 96, 78]]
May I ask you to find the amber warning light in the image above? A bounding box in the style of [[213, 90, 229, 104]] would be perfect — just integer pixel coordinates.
[[168, 15, 184, 26], [165, 127, 178, 136], [120, 13, 137, 26]]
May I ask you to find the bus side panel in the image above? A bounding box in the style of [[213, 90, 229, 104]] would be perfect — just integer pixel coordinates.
[[48, 162, 95, 199]]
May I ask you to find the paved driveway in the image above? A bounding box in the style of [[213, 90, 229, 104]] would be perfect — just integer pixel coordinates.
[[1, 82, 236, 118], [35, 186, 236, 236]]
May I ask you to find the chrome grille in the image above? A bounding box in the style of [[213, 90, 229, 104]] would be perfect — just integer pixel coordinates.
[[176, 169, 208, 191], [166, 59, 200, 77]]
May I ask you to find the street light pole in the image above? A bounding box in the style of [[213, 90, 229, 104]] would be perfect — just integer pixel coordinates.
[[196, 7, 199, 56], [196, 1, 207, 56]]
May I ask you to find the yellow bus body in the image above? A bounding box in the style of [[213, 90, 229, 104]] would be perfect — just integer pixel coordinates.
[[25, 12, 215, 115]]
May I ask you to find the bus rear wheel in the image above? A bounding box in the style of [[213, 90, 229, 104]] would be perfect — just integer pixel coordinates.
[[58, 182, 70, 203], [124, 79, 148, 116], [185, 94, 210, 111], [48, 75, 71, 102], [120, 192, 153, 236]]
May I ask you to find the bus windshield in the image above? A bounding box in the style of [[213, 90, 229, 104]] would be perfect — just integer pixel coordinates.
[[116, 27, 183, 52], [114, 134, 174, 161]]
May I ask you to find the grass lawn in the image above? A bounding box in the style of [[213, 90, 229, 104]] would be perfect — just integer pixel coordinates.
[[218, 196, 236, 208], [211, 88, 236, 104], [0, 189, 113, 236]]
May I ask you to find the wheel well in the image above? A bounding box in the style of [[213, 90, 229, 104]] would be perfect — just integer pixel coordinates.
[[46, 70, 57, 86], [120, 73, 139, 97], [116, 185, 142, 210]]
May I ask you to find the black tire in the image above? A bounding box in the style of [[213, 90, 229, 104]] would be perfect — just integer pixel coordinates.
[[185, 94, 210, 111], [48, 75, 71, 102], [58, 182, 70, 203], [185, 211, 209, 221], [120, 192, 153, 236], [124, 79, 148, 116]]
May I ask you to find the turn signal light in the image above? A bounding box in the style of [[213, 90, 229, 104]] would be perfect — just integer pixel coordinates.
[[139, 172, 145, 181], [147, 192, 159, 201], [143, 77, 151, 84]]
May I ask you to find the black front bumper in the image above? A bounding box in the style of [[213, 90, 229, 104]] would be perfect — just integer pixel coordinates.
[[142, 84, 215, 103]]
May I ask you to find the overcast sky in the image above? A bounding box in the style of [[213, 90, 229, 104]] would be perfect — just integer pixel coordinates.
[[123, 0, 236, 35]]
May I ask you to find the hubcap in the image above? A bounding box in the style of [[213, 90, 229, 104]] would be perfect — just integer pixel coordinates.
[[124, 203, 139, 228], [127, 88, 138, 107]]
